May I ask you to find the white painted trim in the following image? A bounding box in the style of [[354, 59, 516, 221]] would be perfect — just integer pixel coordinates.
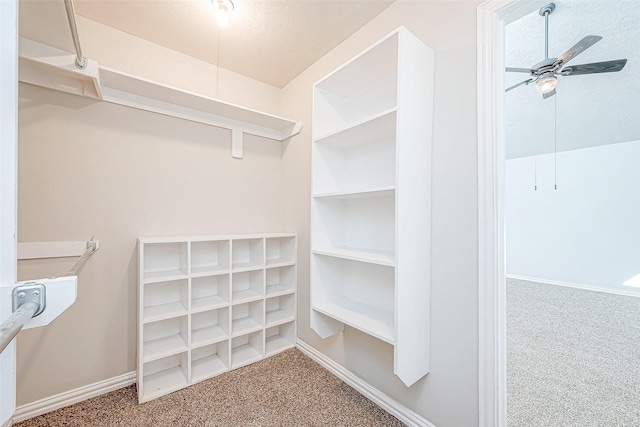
[[12, 371, 135, 423], [507, 275, 640, 299], [477, 1, 546, 426], [295, 339, 435, 427]]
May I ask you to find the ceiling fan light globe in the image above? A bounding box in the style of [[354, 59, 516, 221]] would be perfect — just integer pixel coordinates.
[[216, 7, 229, 26], [535, 75, 558, 94]]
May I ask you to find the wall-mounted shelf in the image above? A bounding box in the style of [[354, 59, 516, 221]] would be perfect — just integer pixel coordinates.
[[138, 233, 296, 403], [310, 26, 434, 387], [18, 38, 302, 159]]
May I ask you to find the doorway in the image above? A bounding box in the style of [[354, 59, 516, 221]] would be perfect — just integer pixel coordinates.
[[479, 1, 640, 426]]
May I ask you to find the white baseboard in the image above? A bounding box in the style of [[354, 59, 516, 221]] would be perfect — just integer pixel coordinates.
[[12, 371, 135, 423], [507, 274, 640, 298], [295, 339, 435, 427]]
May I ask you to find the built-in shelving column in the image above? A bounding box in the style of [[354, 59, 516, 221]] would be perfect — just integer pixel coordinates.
[[310, 26, 434, 387]]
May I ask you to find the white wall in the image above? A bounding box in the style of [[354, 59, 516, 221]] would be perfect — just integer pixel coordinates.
[[16, 22, 285, 405], [506, 140, 640, 294], [17, 2, 483, 426], [281, 2, 480, 426]]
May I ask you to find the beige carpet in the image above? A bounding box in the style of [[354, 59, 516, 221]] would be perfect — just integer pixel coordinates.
[[15, 348, 403, 427]]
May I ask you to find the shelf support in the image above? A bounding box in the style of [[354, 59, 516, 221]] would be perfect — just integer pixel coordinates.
[[231, 127, 243, 159]]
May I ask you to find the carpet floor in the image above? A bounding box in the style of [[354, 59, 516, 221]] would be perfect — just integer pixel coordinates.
[[507, 278, 640, 426], [15, 348, 402, 427]]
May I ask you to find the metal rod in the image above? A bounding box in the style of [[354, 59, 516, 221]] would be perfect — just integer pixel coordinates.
[[67, 245, 96, 276], [63, 0, 87, 69], [544, 11, 549, 59], [0, 301, 39, 355]]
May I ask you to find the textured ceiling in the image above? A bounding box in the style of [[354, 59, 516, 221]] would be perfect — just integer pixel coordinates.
[[505, 0, 640, 159], [65, 0, 394, 88]]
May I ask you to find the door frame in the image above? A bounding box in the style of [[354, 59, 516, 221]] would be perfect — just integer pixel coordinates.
[[0, 0, 18, 425], [477, 1, 546, 426]]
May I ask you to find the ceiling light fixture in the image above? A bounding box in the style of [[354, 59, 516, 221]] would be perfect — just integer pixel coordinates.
[[213, 0, 234, 27], [535, 72, 558, 94]]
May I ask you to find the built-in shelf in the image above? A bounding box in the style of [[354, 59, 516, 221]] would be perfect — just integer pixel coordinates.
[[311, 27, 433, 387], [232, 270, 264, 304], [18, 38, 302, 159], [191, 275, 230, 312], [231, 331, 264, 369], [142, 317, 188, 362], [312, 187, 395, 200], [142, 353, 188, 402], [265, 265, 296, 297], [191, 343, 229, 383], [265, 294, 295, 328], [265, 321, 295, 357], [191, 308, 229, 348], [314, 108, 397, 145], [138, 233, 296, 403], [311, 248, 394, 267]]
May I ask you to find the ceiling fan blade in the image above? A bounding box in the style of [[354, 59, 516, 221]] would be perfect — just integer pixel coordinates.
[[542, 89, 556, 99], [556, 35, 602, 65], [561, 59, 627, 75], [506, 67, 533, 73], [505, 79, 533, 92]]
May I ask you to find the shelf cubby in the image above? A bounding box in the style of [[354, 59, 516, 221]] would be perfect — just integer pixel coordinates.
[[311, 254, 394, 344], [142, 352, 188, 401], [313, 34, 398, 137], [265, 321, 295, 357], [143, 242, 187, 283], [138, 233, 296, 402], [143, 279, 188, 323], [265, 265, 296, 297], [191, 308, 229, 348], [191, 274, 230, 312], [231, 238, 264, 272], [191, 342, 229, 383], [265, 236, 296, 267], [231, 300, 263, 337], [142, 316, 188, 362], [312, 129, 396, 195], [231, 270, 264, 304], [190, 240, 230, 277], [231, 331, 264, 369], [265, 294, 295, 328], [311, 193, 395, 263]]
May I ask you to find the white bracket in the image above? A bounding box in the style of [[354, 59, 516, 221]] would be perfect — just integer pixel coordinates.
[[2, 276, 77, 329], [232, 127, 243, 159]]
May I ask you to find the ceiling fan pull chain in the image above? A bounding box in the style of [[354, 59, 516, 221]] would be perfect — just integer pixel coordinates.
[[554, 91, 558, 190], [535, 155, 538, 191]]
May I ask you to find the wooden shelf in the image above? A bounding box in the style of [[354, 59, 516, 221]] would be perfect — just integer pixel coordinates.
[[231, 331, 264, 369], [143, 269, 188, 284], [312, 187, 395, 200], [18, 38, 302, 159], [143, 302, 188, 324], [138, 234, 295, 402], [143, 334, 188, 362], [265, 322, 295, 357], [314, 108, 397, 146], [232, 317, 262, 337], [312, 248, 394, 267], [313, 302, 394, 344], [192, 325, 228, 347]]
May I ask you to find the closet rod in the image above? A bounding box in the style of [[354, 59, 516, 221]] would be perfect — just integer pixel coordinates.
[[63, 0, 87, 69], [67, 241, 98, 276]]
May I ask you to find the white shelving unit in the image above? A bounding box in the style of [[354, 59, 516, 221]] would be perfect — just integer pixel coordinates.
[[18, 38, 302, 159], [310, 26, 434, 387], [138, 233, 296, 403]]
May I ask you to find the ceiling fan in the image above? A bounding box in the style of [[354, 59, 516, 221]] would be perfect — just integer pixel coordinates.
[[506, 2, 627, 98]]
